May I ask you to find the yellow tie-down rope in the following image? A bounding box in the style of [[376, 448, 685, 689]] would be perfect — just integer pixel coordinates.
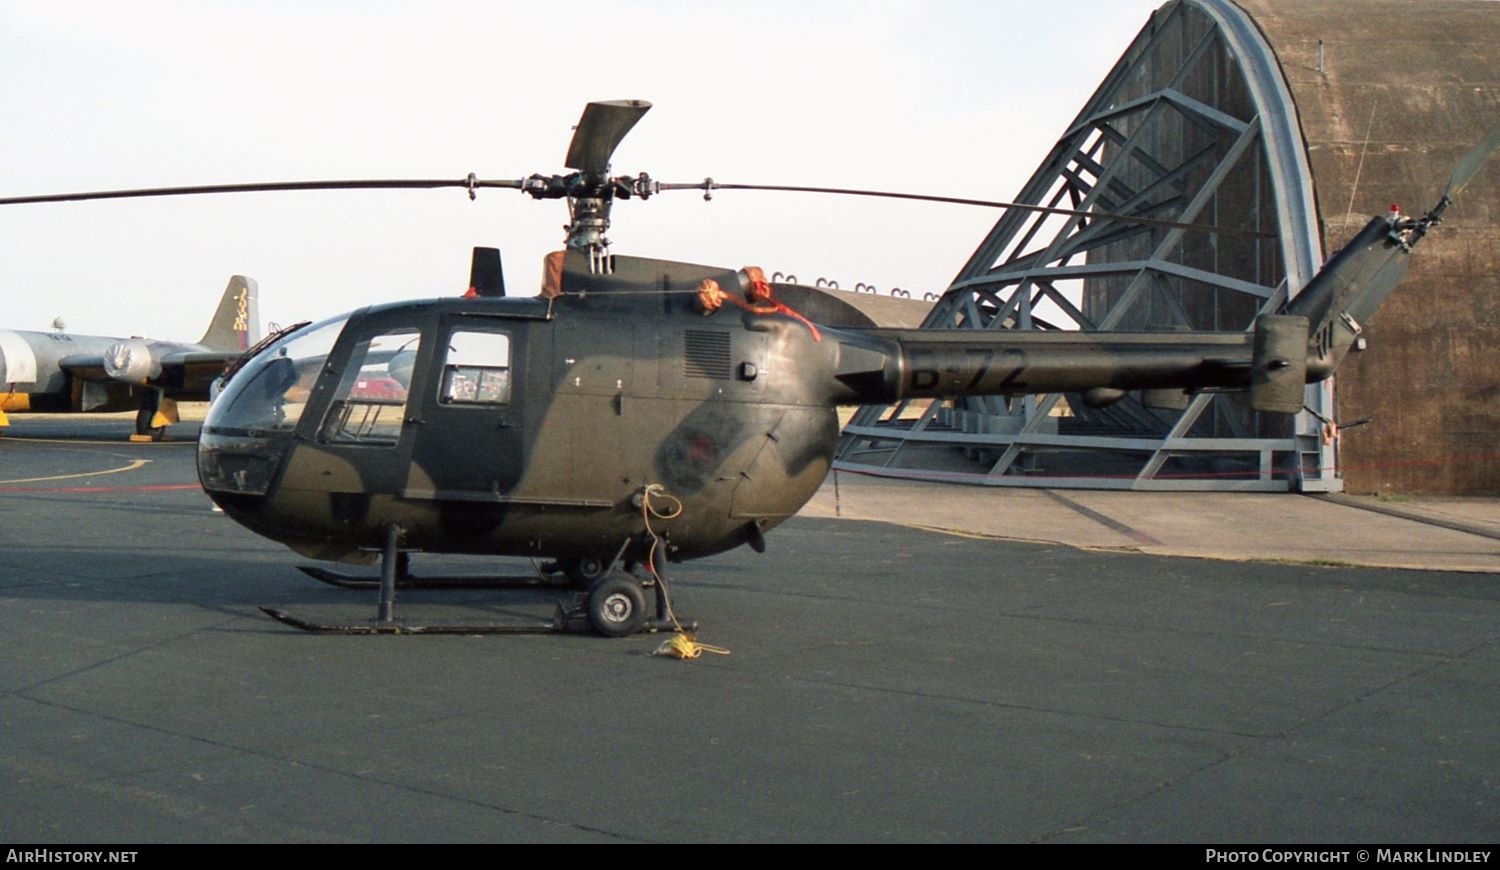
[[640, 483, 731, 661], [654, 631, 731, 660]]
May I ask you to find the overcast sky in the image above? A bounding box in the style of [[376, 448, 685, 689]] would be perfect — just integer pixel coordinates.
[[0, 0, 1163, 340]]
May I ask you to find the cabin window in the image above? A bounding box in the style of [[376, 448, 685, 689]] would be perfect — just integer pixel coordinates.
[[440, 330, 511, 405], [320, 329, 421, 445]]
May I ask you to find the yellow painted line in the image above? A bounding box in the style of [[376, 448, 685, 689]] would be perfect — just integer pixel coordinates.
[[890, 521, 1003, 541], [830, 515, 1067, 547], [0, 458, 152, 485], [0, 435, 192, 446]]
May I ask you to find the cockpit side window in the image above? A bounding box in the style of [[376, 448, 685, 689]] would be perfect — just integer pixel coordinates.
[[440, 330, 511, 405], [319, 329, 422, 445]]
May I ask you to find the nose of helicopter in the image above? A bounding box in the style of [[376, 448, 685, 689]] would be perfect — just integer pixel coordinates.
[[197, 422, 291, 497]]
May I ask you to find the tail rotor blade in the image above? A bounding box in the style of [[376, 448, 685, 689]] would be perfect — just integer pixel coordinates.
[[1443, 118, 1500, 202], [564, 100, 652, 177]]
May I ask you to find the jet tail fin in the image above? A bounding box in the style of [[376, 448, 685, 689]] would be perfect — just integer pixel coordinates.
[[197, 276, 261, 352]]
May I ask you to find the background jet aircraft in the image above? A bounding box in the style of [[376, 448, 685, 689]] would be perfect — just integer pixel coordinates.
[[0, 276, 260, 439]]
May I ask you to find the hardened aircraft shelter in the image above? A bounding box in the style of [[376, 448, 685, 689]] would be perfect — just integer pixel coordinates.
[[836, 0, 1499, 495]]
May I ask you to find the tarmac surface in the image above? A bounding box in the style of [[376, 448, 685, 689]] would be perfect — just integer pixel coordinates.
[[1, 415, 1497, 842]]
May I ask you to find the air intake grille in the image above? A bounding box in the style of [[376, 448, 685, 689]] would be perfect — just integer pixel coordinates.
[[683, 330, 732, 379]]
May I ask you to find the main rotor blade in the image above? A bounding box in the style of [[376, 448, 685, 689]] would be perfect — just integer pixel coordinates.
[[658, 180, 1272, 238], [564, 99, 651, 178], [1444, 117, 1500, 202], [0, 177, 524, 207]]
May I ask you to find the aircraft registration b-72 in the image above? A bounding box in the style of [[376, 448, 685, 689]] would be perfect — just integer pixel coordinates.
[[0, 276, 260, 440]]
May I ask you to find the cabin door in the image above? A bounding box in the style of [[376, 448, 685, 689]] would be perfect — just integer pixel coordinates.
[[404, 317, 532, 503]]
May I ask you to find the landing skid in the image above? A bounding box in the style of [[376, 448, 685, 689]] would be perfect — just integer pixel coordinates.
[[260, 606, 563, 635], [264, 527, 696, 638], [261, 594, 689, 636], [296, 564, 569, 590]]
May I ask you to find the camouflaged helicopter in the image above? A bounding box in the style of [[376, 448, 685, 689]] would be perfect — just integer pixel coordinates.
[[5, 101, 1495, 637]]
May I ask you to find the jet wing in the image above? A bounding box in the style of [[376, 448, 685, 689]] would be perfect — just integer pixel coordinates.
[[159, 350, 242, 393], [54, 354, 109, 382], [58, 346, 240, 398]]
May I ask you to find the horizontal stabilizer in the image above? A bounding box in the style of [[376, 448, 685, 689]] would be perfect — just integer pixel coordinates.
[[1250, 314, 1309, 414]]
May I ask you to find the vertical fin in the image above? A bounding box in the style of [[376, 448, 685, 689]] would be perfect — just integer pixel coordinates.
[[468, 247, 506, 297], [197, 276, 261, 351]]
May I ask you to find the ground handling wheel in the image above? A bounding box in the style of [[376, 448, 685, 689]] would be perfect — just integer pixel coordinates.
[[586, 575, 647, 638]]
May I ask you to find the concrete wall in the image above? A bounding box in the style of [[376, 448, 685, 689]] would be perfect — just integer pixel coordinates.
[[1236, 0, 1499, 494]]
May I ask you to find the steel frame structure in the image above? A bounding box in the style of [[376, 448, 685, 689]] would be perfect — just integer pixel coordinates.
[[836, 0, 1339, 491]]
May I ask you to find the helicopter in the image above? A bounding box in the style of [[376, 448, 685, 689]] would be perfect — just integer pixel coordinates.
[[5, 100, 1496, 638]]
